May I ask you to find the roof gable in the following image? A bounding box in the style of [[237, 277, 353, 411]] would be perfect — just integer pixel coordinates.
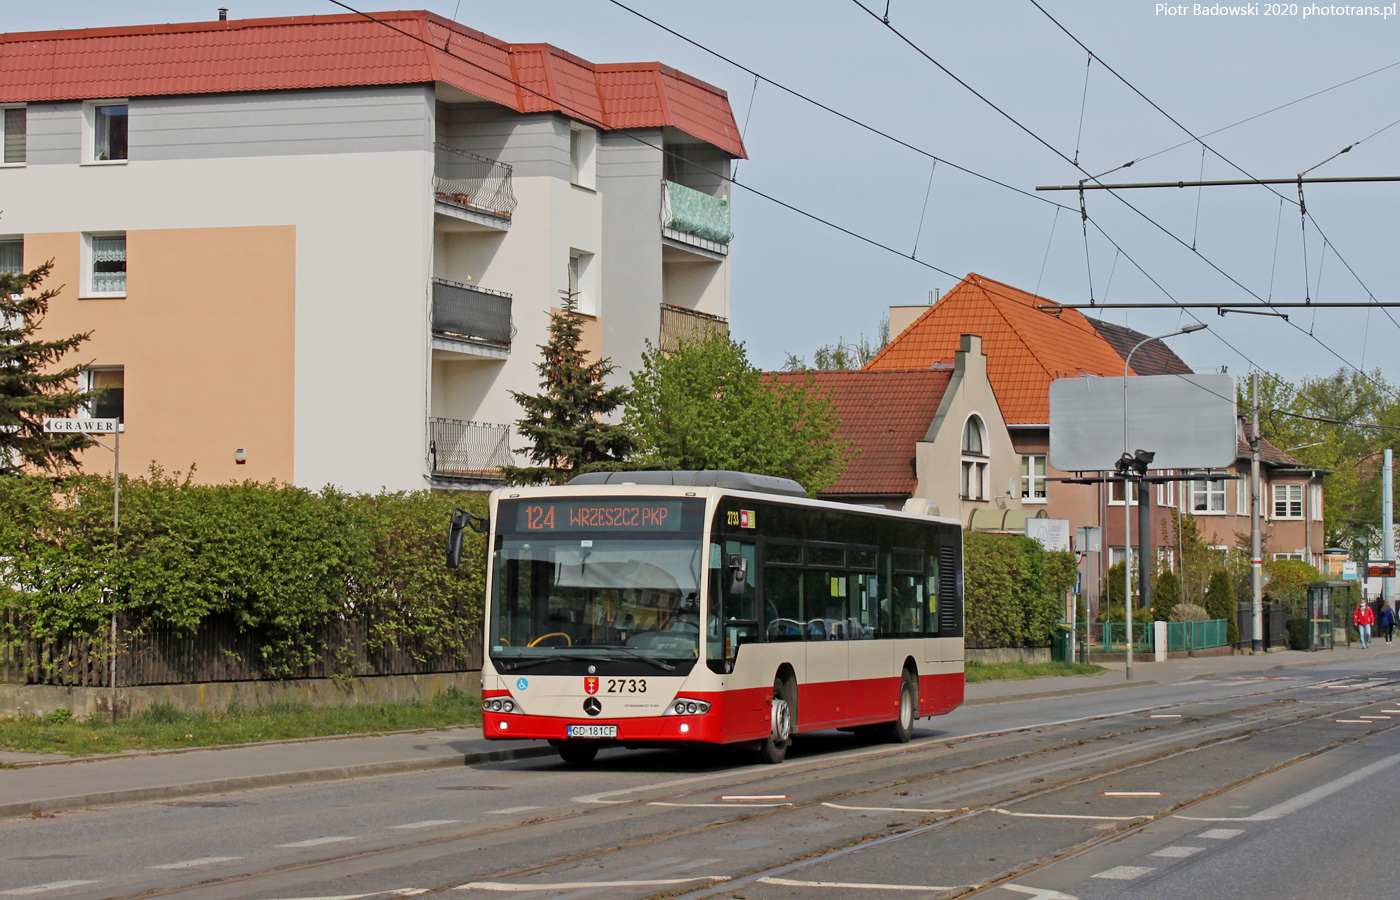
[[864, 273, 1136, 425], [771, 369, 953, 496], [0, 10, 746, 157]]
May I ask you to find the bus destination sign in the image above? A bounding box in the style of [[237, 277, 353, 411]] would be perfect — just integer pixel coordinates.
[[515, 500, 685, 532]]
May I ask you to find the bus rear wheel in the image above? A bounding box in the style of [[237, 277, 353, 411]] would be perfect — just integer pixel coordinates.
[[550, 739, 599, 765], [878, 670, 917, 744], [758, 677, 794, 764]]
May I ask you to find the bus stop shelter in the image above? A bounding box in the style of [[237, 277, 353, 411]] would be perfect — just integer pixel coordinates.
[[1307, 581, 1357, 651]]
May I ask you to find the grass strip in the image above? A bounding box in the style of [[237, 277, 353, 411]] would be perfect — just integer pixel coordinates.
[[964, 659, 1104, 683], [0, 686, 481, 757]]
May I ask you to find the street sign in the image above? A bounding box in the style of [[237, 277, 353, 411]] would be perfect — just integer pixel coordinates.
[[1075, 525, 1102, 553], [1025, 518, 1071, 552], [1342, 561, 1359, 581], [43, 417, 120, 434], [1367, 561, 1396, 578]]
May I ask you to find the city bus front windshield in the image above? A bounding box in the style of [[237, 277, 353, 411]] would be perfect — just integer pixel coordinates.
[[490, 536, 705, 668]]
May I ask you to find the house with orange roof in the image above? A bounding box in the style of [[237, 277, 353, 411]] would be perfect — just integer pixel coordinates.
[[0, 10, 743, 492], [870, 274, 1326, 615]]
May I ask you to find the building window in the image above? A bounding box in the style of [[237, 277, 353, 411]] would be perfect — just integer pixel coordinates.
[[1189, 479, 1226, 513], [569, 125, 596, 189], [1020, 454, 1047, 502], [1237, 476, 1248, 516], [1157, 478, 1175, 508], [1273, 483, 1303, 518], [1, 106, 25, 165], [1109, 479, 1137, 505], [84, 233, 127, 296], [1109, 546, 1139, 575], [84, 367, 124, 422], [1310, 483, 1323, 522], [1273, 551, 1304, 562], [85, 100, 128, 163], [566, 250, 596, 316], [0, 238, 20, 275], [960, 416, 987, 501]]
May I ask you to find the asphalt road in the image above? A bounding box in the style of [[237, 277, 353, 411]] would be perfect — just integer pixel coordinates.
[[5, 657, 1400, 900]]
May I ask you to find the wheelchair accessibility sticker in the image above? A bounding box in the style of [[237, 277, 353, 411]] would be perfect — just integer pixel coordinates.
[[516, 677, 529, 690]]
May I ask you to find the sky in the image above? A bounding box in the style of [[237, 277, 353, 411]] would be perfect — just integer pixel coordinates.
[[10, 1, 1400, 388]]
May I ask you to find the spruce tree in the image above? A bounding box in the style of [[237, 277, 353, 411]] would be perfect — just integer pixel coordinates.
[[501, 301, 632, 485], [0, 261, 96, 474]]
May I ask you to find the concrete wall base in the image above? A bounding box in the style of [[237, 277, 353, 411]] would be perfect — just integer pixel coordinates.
[[0, 671, 482, 721], [966, 647, 1052, 665]]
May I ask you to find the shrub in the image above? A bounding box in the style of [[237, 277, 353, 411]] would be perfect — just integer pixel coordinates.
[[1205, 569, 1237, 645], [1169, 603, 1209, 622], [963, 533, 1075, 648], [1152, 570, 1182, 623]]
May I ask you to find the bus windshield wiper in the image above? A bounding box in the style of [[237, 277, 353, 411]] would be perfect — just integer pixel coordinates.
[[609, 647, 676, 672], [493, 654, 571, 671]]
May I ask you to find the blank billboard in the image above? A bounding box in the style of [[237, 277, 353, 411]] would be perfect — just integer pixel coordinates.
[[1049, 374, 1237, 472]]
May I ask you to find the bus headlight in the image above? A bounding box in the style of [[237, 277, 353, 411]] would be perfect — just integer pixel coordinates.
[[665, 698, 711, 716], [485, 697, 525, 714]]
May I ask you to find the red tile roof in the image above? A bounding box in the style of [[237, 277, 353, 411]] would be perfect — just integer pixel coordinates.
[[1089, 318, 1194, 376], [864, 273, 1134, 426], [771, 369, 953, 497], [0, 11, 746, 157]]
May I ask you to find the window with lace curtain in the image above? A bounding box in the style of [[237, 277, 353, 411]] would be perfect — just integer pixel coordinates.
[[1, 106, 24, 165], [84, 233, 127, 296]]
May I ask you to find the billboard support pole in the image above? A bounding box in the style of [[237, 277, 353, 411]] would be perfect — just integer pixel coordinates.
[[1251, 373, 1264, 654], [1384, 448, 1394, 609], [1139, 479, 1152, 620]]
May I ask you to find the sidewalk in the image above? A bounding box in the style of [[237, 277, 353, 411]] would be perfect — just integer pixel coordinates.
[[3, 643, 1397, 818]]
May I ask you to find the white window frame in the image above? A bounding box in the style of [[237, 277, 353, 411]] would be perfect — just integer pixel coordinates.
[[1020, 453, 1047, 504], [1237, 475, 1248, 516], [960, 415, 988, 501], [1273, 483, 1304, 519], [1188, 478, 1226, 514], [80, 366, 125, 422], [1273, 551, 1305, 562], [82, 99, 129, 165], [1108, 480, 1138, 506], [569, 124, 596, 190], [0, 235, 21, 276], [81, 232, 127, 298], [1157, 477, 1175, 508], [567, 249, 596, 316], [0, 104, 25, 167], [1309, 483, 1323, 522]]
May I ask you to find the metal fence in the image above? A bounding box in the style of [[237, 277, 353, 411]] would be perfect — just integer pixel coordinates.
[[1070, 618, 1230, 653], [1164, 619, 1229, 652], [432, 278, 513, 347], [659, 303, 729, 354], [428, 418, 513, 482], [0, 610, 481, 687], [433, 143, 517, 218]]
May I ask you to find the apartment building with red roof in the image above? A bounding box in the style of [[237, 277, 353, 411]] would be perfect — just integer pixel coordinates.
[[871, 274, 1326, 612], [0, 10, 743, 491]]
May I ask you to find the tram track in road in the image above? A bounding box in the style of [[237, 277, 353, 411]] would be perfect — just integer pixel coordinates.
[[75, 672, 1398, 900]]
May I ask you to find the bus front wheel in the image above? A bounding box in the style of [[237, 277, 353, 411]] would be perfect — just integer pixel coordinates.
[[759, 677, 794, 764], [550, 739, 599, 765]]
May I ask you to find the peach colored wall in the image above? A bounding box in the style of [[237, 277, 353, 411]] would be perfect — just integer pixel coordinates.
[[28, 227, 295, 485], [552, 307, 601, 362]]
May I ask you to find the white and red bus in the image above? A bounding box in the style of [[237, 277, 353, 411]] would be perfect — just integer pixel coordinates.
[[451, 470, 964, 764]]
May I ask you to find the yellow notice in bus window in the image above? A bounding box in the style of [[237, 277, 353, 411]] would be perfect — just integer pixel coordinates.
[[830, 577, 846, 598]]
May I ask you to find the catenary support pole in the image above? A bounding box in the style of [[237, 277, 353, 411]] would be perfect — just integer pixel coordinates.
[[1384, 448, 1394, 609], [1124, 477, 1132, 681], [1251, 374, 1264, 653], [1139, 479, 1152, 619]]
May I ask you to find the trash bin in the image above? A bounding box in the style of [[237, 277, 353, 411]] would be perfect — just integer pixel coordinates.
[[1051, 624, 1072, 662]]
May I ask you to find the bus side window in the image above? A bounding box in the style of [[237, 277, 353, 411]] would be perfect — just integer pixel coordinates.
[[926, 551, 941, 636], [725, 540, 757, 621], [764, 566, 803, 642]]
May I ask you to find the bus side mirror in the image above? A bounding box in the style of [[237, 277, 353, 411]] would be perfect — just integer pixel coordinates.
[[446, 507, 489, 569], [725, 553, 748, 595]]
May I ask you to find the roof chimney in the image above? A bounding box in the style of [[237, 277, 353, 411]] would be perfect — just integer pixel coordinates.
[[218, 8, 228, 20]]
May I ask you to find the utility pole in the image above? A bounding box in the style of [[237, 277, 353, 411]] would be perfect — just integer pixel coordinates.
[[1251, 373, 1264, 653], [1384, 448, 1394, 609]]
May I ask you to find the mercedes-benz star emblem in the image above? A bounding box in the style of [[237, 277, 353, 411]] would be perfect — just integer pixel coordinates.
[[583, 697, 602, 717]]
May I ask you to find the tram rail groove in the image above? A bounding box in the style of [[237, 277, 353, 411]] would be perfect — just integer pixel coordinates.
[[89, 675, 1399, 900]]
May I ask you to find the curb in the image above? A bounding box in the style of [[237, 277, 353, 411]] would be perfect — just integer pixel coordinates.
[[0, 743, 558, 820]]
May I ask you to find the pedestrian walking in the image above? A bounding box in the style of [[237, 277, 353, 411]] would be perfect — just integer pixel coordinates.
[[1355, 599, 1375, 649], [1381, 604, 1396, 646]]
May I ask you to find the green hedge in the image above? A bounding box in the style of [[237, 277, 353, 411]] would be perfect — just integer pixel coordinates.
[[0, 471, 487, 675], [964, 533, 1076, 648]]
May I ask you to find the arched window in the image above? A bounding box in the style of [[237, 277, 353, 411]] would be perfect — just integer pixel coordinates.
[[960, 415, 988, 501], [962, 416, 985, 456]]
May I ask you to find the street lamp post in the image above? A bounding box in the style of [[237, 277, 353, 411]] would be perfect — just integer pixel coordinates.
[[1121, 322, 1207, 681]]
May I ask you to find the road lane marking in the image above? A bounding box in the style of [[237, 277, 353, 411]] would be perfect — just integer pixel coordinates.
[[390, 820, 462, 830], [148, 856, 241, 869], [650, 801, 792, 808], [1381, 709, 1400, 713], [757, 877, 967, 891], [1092, 866, 1155, 880], [822, 802, 957, 813], [1102, 791, 1161, 797], [1335, 719, 1375, 723], [0, 884, 100, 896], [992, 808, 1147, 821], [1197, 828, 1244, 839], [278, 837, 358, 848], [483, 806, 544, 815], [259, 892, 426, 899], [1359, 715, 1392, 719], [1150, 845, 1204, 858], [1148, 714, 1182, 718], [457, 877, 729, 891], [1177, 752, 1400, 821], [1002, 886, 1079, 900], [718, 794, 788, 801]]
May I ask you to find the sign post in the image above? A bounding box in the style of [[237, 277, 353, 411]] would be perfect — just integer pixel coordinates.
[[43, 418, 121, 689]]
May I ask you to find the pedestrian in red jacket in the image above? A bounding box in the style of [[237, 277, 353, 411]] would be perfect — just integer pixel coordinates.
[[1355, 600, 1375, 649]]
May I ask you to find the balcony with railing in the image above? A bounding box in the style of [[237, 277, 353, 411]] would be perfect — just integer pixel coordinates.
[[659, 303, 729, 354], [432, 278, 513, 357], [661, 179, 732, 258], [434, 143, 517, 230], [428, 418, 514, 486]]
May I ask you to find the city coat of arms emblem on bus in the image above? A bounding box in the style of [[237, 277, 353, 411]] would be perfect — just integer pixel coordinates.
[[584, 677, 599, 695]]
